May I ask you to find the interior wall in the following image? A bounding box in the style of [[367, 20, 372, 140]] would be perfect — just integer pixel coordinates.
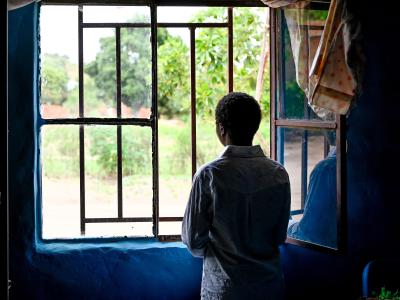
[[2, 0, 9, 298], [8, 1, 400, 300]]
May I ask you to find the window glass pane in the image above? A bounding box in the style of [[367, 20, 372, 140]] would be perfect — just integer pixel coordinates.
[[122, 126, 153, 218], [120, 28, 152, 118], [254, 120, 270, 157], [278, 127, 337, 248], [196, 27, 227, 169], [157, 7, 226, 23], [157, 27, 191, 228], [278, 8, 328, 120], [158, 102, 191, 220], [85, 222, 153, 238], [83, 28, 116, 117], [159, 222, 182, 236], [42, 125, 80, 239], [233, 7, 269, 116], [83, 6, 150, 23], [85, 126, 118, 218], [40, 6, 79, 118]]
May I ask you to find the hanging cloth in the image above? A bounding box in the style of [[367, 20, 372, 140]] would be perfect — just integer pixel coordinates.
[[308, 0, 355, 115], [261, 0, 362, 117], [8, 0, 38, 10]]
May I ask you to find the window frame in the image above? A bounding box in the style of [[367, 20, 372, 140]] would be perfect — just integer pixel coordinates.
[[269, 6, 347, 254], [39, 0, 267, 242]]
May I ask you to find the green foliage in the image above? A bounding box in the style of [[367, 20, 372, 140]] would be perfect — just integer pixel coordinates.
[[302, 9, 328, 21], [42, 126, 79, 178], [371, 287, 400, 300], [41, 54, 70, 105], [63, 74, 98, 114], [284, 81, 306, 119], [85, 15, 152, 111], [88, 127, 151, 177], [42, 8, 272, 179], [191, 7, 270, 119], [158, 33, 190, 118]]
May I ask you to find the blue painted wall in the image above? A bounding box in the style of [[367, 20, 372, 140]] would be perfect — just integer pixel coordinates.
[[8, 1, 400, 300]]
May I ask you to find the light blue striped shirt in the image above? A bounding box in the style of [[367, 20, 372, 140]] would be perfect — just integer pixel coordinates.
[[182, 145, 291, 300]]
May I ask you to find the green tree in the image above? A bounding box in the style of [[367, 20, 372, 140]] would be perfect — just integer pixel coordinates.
[[41, 54, 69, 105], [85, 17, 152, 112], [192, 7, 270, 118], [85, 16, 189, 116], [86, 9, 269, 118], [158, 34, 190, 118]]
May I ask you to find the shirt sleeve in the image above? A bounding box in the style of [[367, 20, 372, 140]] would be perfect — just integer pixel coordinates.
[[181, 170, 212, 258]]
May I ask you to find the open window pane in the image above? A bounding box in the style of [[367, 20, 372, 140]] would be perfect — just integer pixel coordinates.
[[278, 8, 328, 120], [41, 125, 80, 239], [122, 126, 153, 218], [277, 127, 337, 248], [40, 6, 79, 119], [83, 6, 150, 24], [121, 28, 152, 118]]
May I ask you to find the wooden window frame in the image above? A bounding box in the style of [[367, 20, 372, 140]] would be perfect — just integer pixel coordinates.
[[269, 6, 347, 254]]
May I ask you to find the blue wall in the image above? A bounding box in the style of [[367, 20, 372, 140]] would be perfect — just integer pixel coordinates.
[[8, 2, 400, 300]]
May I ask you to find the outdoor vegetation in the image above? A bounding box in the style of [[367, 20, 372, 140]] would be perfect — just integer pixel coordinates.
[[41, 7, 271, 237]]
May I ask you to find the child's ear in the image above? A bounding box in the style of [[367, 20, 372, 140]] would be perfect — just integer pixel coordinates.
[[219, 124, 225, 136]]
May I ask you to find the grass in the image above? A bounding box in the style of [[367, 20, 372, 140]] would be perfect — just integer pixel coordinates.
[[42, 117, 270, 178]]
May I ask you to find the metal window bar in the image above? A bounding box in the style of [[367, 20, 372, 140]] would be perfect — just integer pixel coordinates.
[[78, 6, 86, 234], [150, 2, 159, 238], [159, 8, 234, 240], [271, 8, 346, 253], [70, 5, 235, 238], [190, 27, 197, 179]]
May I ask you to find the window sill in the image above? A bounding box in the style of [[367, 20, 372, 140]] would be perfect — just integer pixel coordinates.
[[35, 237, 186, 254]]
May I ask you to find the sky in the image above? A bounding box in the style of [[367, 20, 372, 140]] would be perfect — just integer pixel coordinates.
[[40, 6, 206, 63]]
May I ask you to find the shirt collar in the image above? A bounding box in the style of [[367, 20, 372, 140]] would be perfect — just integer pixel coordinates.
[[219, 145, 266, 158]]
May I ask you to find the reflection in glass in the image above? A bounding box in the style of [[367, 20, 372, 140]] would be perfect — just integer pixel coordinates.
[[280, 127, 338, 248], [279, 8, 328, 120]]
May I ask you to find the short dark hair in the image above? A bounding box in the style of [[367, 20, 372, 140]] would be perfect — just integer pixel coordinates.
[[215, 92, 262, 140]]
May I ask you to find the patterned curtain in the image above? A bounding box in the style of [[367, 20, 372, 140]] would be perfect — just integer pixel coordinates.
[[261, 0, 362, 117]]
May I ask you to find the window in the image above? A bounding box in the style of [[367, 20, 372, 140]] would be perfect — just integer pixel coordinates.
[[270, 3, 347, 252], [39, 2, 269, 240]]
